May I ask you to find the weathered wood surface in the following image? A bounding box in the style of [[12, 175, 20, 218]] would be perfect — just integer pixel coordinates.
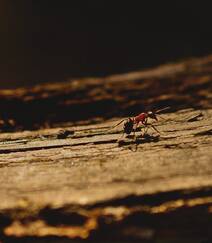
[[0, 55, 212, 242], [0, 55, 212, 130]]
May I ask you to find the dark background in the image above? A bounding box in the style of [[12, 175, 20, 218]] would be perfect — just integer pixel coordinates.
[[1, 1, 212, 88]]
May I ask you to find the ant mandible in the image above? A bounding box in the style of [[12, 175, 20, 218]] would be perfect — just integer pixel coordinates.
[[112, 107, 170, 139]]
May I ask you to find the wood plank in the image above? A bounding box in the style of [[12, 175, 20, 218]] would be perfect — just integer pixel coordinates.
[[0, 56, 212, 242]]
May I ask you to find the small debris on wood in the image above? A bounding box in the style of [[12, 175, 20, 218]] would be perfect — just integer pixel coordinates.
[[187, 112, 204, 122], [194, 128, 212, 136], [56, 129, 75, 139]]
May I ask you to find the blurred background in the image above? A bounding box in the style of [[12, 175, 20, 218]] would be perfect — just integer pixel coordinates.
[[1, 1, 212, 88]]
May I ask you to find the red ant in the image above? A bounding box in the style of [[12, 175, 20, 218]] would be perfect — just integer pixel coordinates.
[[111, 107, 170, 140]]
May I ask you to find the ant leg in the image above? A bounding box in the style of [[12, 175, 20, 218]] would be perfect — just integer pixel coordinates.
[[157, 115, 166, 121], [117, 132, 125, 142], [133, 123, 138, 137], [144, 123, 160, 134], [150, 124, 160, 134], [141, 119, 149, 136], [108, 119, 127, 132], [136, 123, 145, 138], [143, 126, 149, 135]]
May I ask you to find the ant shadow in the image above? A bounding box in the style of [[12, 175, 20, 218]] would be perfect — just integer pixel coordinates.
[[118, 133, 160, 152]]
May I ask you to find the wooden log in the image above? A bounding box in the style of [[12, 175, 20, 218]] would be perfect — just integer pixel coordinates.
[[0, 56, 212, 242]]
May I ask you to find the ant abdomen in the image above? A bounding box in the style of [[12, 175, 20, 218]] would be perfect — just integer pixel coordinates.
[[124, 119, 134, 134]]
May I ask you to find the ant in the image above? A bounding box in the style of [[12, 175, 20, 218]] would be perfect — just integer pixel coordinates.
[[111, 107, 170, 140]]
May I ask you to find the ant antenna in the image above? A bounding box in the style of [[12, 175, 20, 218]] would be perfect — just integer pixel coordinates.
[[155, 107, 170, 114], [156, 115, 166, 120]]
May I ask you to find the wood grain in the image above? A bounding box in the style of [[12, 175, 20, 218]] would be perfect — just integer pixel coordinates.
[[0, 55, 212, 242]]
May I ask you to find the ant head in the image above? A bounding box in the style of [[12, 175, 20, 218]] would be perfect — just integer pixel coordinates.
[[147, 111, 158, 121]]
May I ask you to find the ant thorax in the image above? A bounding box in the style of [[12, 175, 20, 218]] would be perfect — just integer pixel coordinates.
[[134, 113, 147, 123]]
